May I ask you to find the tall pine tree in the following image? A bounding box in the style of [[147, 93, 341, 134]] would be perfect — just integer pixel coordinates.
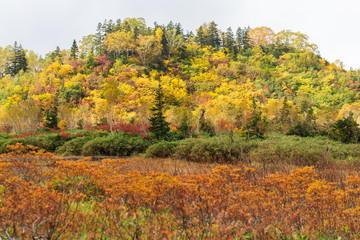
[[224, 27, 236, 54], [207, 21, 220, 49], [70, 40, 79, 60], [5, 42, 28, 77], [149, 83, 170, 139]]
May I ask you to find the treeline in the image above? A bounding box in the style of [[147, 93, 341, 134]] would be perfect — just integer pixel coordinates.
[[0, 17, 360, 143]]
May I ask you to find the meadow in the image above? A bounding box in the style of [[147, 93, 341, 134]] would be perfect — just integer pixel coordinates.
[[1, 135, 360, 239]]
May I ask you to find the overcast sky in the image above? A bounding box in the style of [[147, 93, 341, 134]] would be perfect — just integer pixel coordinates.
[[1, 0, 359, 69]]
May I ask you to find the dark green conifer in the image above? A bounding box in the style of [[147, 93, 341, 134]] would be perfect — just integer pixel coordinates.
[[149, 83, 170, 139], [70, 40, 79, 60], [207, 21, 220, 49], [5, 42, 28, 77]]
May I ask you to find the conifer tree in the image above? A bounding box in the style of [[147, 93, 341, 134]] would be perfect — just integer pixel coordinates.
[[70, 40, 79, 59], [50, 46, 62, 62], [224, 27, 236, 53], [244, 97, 266, 139], [5, 42, 28, 77], [196, 25, 206, 46], [207, 21, 220, 49], [43, 105, 58, 130], [149, 83, 170, 139]]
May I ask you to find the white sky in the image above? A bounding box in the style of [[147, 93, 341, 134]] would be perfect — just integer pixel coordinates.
[[1, 0, 359, 69]]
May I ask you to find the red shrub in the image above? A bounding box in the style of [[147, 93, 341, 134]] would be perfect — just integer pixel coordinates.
[[59, 132, 71, 138]]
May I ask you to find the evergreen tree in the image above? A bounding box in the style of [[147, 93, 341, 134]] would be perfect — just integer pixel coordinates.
[[48, 46, 62, 62], [242, 27, 251, 49], [207, 21, 220, 49], [330, 112, 360, 143], [43, 105, 58, 129], [244, 97, 266, 139], [196, 25, 206, 46], [70, 40, 79, 60], [224, 27, 236, 53], [149, 83, 170, 139], [5, 42, 28, 77], [236, 27, 251, 50], [175, 23, 183, 35]]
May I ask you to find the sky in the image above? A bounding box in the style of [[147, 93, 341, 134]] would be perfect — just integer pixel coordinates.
[[1, 0, 359, 69]]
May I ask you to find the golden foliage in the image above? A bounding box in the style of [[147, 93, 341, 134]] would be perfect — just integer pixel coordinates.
[[0, 144, 359, 238]]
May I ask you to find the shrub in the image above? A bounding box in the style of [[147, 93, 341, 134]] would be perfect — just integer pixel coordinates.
[[166, 130, 185, 141], [287, 121, 317, 137], [56, 137, 92, 156], [329, 114, 360, 143], [0, 133, 11, 139], [23, 134, 68, 152], [173, 138, 254, 163], [145, 141, 178, 158], [82, 133, 151, 156]]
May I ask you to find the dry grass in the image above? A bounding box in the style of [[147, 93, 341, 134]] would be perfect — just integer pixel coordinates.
[[122, 156, 218, 175], [102, 155, 360, 189]]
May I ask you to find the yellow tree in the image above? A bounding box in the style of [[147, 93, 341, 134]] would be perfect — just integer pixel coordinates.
[[134, 28, 163, 68], [0, 46, 11, 77], [0, 95, 41, 132], [275, 30, 318, 53], [248, 26, 275, 46], [104, 30, 135, 59], [102, 78, 122, 134], [337, 103, 360, 124]]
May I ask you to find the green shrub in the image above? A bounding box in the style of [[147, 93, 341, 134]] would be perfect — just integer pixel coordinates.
[[173, 138, 254, 163], [23, 134, 68, 152], [287, 121, 317, 137], [56, 137, 92, 156], [167, 131, 185, 141], [0, 133, 68, 153], [0, 133, 11, 139], [329, 114, 360, 143], [82, 133, 150, 156], [145, 141, 178, 158]]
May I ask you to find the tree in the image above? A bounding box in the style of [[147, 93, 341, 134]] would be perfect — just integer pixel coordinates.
[[149, 83, 170, 139], [104, 30, 135, 59], [48, 46, 62, 63], [236, 27, 251, 49], [102, 78, 122, 134], [248, 26, 275, 47], [207, 21, 221, 49], [165, 29, 184, 58], [70, 40, 79, 60], [330, 113, 360, 143], [196, 25, 206, 46], [43, 105, 58, 129], [274, 30, 318, 53], [243, 97, 266, 139], [224, 27, 236, 53], [5, 42, 28, 77], [0, 46, 11, 77], [134, 28, 163, 68]]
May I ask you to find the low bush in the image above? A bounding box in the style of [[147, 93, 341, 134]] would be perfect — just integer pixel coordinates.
[[82, 133, 151, 156], [173, 138, 255, 163], [22, 134, 68, 152], [56, 137, 92, 156], [0, 133, 68, 153], [145, 141, 178, 158]]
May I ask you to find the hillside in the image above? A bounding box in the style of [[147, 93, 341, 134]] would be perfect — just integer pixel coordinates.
[[0, 18, 359, 141]]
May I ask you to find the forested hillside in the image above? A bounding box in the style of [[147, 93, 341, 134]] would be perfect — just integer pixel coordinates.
[[1, 17, 359, 141]]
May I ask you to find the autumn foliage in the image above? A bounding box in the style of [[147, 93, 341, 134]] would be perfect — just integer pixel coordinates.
[[0, 143, 360, 239]]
